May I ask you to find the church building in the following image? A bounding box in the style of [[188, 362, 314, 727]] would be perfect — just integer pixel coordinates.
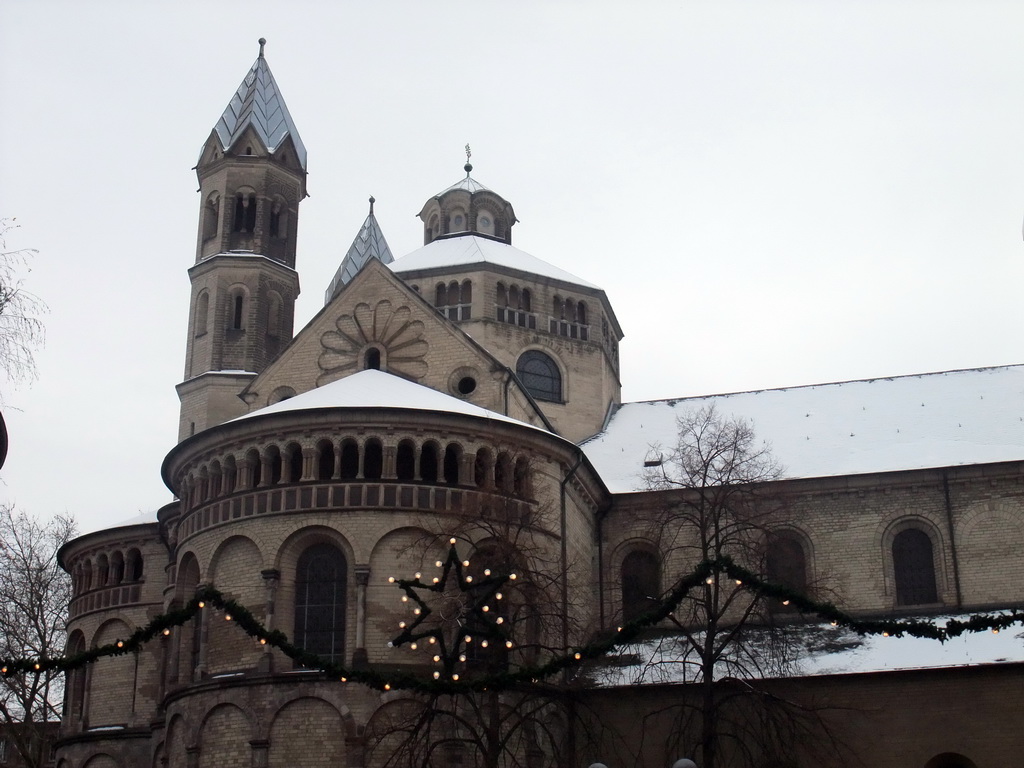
[[54, 43, 1024, 768]]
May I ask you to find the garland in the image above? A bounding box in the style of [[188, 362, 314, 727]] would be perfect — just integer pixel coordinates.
[[2, 555, 1021, 695]]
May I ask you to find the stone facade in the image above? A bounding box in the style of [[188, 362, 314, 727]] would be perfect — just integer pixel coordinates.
[[53, 47, 1020, 768]]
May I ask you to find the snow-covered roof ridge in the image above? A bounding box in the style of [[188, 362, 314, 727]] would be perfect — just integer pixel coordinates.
[[233, 369, 547, 432], [390, 234, 600, 290], [211, 42, 307, 169], [582, 364, 1024, 492], [325, 200, 396, 304]]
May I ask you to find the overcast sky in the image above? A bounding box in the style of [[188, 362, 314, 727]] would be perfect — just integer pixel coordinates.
[[2, 1, 1023, 534]]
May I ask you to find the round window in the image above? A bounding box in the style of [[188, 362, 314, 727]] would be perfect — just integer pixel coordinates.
[[480, 216, 491, 227], [457, 376, 477, 395]]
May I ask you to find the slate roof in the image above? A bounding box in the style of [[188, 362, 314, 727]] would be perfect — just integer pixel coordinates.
[[582, 365, 1024, 493], [325, 200, 395, 304], [211, 42, 307, 169]]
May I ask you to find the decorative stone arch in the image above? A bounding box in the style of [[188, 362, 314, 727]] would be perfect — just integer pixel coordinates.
[[956, 499, 1024, 604], [315, 438, 336, 481], [88, 618, 136, 727], [222, 454, 237, 494], [265, 696, 353, 766], [96, 553, 110, 586], [924, 753, 978, 768], [207, 534, 267, 586], [268, 194, 289, 240], [283, 441, 304, 483], [82, 753, 122, 768], [197, 702, 256, 767], [275, 525, 357, 582], [65, 629, 88, 723], [879, 516, 946, 607], [109, 550, 125, 585], [267, 385, 296, 406], [201, 191, 220, 242], [230, 185, 259, 234]]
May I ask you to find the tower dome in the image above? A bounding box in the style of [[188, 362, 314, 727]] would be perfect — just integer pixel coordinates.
[[417, 152, 517, 245]]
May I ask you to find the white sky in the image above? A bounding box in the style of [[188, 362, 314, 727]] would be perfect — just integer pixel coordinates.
[[1, 1, 1023, 534]]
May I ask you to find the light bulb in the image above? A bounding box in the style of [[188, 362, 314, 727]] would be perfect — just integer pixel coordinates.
[[428, 636, 436, 644], [574, 652, 581, 660], [399, 621, 406, 629], [481, 640, 489, 648], [433, 655, 441, 663], [413, 608, 421, 615], [510, 573, 517, 580], [484, 569, 491, 576], [449, 537, 457, 544], [225, 615, 232, 621], [782, 600, 790, 606], [388, 576, 395, 583], [163, 629, 171, 636], [198, 601, 205, 608], [433, 577, 440, 584], [505, 640, 513, 648], [452, 673, 460, 681], [482, 605, 490, 612], [401, 595, 408, 602], [117, 641, 123, 648], [465, 576, 473, 583], [436, 561, 443, 568], [496, 593, 503, 600], [463, 560, 470, 567], [464, 635, 472, 643], [496, 617, 504, 624], [433, 671, 440, 679], [260, 638, 267, 645], [459, 654, 466, 662], [410, 643, 418, 650], [415, 572, 422, 580], [384, 683, 391, 691]]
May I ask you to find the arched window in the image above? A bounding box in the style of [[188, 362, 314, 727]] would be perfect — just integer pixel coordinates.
[[435, 283, 447, 307], [223, 456, 237, 494], [516, 350, 562, 403], [97, 554, 110, 586], [893, 528, 938, 605], [295, 543, 347, 662], [621, 550, 660, 623], [495, 452, 514, 493], [474, 448, 493, 488], [110, 551, 125, 585], [340, 440, 359, 479], [496, 282, 508, 308], [396, 440, 416, 481], [765, 531, 808, 599], [286, 443, 303, 483], [365, 347, 381, 370], [364, 439, 383, 480], [266, 445, 282, 485], [317, 442, 335, 481], [420, 443, 439, 484], [461, 280, 472, 305], [194, 291, 209, 336], [232, 192, 257, 232], [521, 288, 532, 312], [577, 301, 587, 325], [443, 444, 461, 486], [230, 291, 245, 330], [126, 548, 144, 582]]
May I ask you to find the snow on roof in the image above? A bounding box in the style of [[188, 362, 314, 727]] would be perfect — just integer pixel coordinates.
[[233, 369, 544, 431], [437, 174, 492, 195], [583, 365, 1024, 492], [390, 235, 600, 290], [592, 616, 1024, 687]]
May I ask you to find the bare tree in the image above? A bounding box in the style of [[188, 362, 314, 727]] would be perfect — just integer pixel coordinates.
[[0, 505, 75, 768], [628, 404, 845, 768], [0, 219, 47, 393]]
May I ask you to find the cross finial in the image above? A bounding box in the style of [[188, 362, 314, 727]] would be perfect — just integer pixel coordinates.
[[258, 38, 267, 58], [464, 144, 473, 176]]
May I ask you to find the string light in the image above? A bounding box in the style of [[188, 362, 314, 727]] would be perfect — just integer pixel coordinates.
[[433, 671, 440, 679], [116, 641, 124, 648], [388, 576, 395, 583], [225, 615, 232, 621], [449, 537, 457, 544], [163, 628, 171, 636], [574, 652, 581, 660], [198, 601, 205, 608], [436, 561, 443, 568], [782, 600, 790, 606]]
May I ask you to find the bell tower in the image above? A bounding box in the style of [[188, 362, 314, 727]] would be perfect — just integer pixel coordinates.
[[176, 39, 306, 442]]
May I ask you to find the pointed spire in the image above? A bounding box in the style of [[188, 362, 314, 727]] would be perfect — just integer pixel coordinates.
[[211, 38, 307, 169], [324, 197, 396, 304]]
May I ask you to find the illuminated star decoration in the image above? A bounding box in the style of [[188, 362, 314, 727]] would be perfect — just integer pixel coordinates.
[[388, 538, 517, 681]]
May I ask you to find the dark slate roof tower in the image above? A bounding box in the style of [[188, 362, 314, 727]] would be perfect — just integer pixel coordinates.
[[325, 197, 396, 304], [176, 39, 306, 442]]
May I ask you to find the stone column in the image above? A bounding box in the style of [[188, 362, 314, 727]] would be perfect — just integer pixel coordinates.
[[353, 565, 371, 668], [259, 569, 280, 673], [302, 446, 317, 481], [250, 739, 269, 768]]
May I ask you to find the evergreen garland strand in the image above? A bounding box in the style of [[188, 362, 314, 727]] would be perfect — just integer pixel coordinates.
[[2, 556, 1020, 694]]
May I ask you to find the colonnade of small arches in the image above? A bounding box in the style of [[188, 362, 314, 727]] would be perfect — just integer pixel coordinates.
[[70, 548, 145, 596], [179, 437, 533, 512]]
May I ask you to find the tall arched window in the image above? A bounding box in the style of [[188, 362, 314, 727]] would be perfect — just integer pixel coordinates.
[[396, 440, 416, 481], [621, 550, 660, 623], [765, 531, 808, 598], [294, 543, 347, 662], [893, 528, 938, 605], [517, 350, 562, 403], [65, 632, 87, 722], [364, 439, 383, 480]]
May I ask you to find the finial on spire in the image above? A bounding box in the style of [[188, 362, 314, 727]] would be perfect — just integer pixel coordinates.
[[258, 38, 267, 58], [464, 144, 473, 176], [369, 196, 375, 214]]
